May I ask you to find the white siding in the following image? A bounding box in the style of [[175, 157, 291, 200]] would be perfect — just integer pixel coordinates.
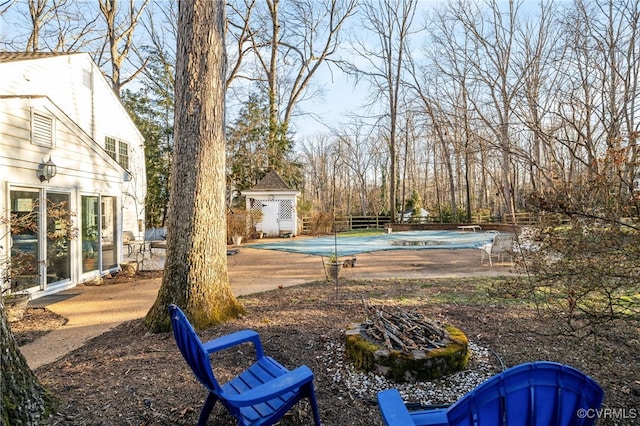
[[0, 54, 145, 204], [0, 55, 140, 141], [0, 97, 122, 188]]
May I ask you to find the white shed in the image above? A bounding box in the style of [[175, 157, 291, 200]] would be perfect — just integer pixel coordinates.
[[0, 52, 146, 298], [242, 171, 300, 237]]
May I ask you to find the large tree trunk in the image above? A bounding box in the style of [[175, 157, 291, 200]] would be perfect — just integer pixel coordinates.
[[1, 300, 57, 424], [145, 0, 244, 332]]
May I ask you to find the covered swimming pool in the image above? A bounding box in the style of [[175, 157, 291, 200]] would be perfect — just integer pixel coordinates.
[[247, 230, 495, 257]]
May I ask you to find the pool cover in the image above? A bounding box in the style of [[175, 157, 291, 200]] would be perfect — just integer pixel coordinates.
[[247, 230, 494, 257]]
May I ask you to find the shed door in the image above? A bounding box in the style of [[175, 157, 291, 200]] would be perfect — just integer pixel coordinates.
[[261, 201, 280, 237]]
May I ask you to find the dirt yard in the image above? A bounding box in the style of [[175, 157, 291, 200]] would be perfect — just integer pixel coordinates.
[[12, 274, 640, 425]]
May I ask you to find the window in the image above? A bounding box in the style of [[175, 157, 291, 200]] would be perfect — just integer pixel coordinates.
[[83, 69, 92, 89], [31, 110, 54, 147], [105, 136, 129, 169], [118, 140, 129, 169], [105, 137, 117, 161]]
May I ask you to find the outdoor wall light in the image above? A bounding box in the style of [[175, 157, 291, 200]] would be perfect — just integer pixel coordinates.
[[37, 156, 57, 182]]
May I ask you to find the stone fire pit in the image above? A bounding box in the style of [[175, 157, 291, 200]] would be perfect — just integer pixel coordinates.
[[345, 303, 470, 382]]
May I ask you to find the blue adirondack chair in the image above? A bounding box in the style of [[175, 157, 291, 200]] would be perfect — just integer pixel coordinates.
[[169, 304, 321, 426], [378, 361, 604, 426]]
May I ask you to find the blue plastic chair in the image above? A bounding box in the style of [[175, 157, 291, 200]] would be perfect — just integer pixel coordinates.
[[378, 361, 604, 426], [169, 304, 321, 426]]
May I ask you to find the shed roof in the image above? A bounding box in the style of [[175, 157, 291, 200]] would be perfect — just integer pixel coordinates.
[[252, 170, 292, 191]]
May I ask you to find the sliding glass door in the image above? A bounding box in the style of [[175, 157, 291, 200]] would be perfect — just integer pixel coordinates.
[[9, 190, 40, 291], [46, 192, 71, 283], [101, 196, 117, 270], [10, 190, 72, 291], [81, 196, 99, 273], [81, 195, 118, 273], [9, 189, 120, 291]]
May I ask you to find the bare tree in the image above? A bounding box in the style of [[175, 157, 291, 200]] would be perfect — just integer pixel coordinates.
[[145, 0, 244, 332], [226, 0, 257, 89], [513, 0, 559, 193], [0, 0, 15, 15], [5, 0, 98, 52], [26, 0, 59, 51], [229, 0, 357, 168], [520, 0, 640, 230], [336, 121, 379, 215], [433, 0, 530, 221], [139, 0, 176, 97], [347, 0, 419, 221], [405, 56, 459, 221], [48, 2, 101, 52], [97, 0, 150, 95], [300, 133, 336, 212], [367, 137, 390, 215]]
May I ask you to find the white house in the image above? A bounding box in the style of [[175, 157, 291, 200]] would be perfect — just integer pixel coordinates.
[[0, 52, 146, 298], [242, 171, 300, 237]]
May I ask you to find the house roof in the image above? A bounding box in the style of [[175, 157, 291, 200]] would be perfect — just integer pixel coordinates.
[[252, 170, 292, 191], [0, 51, 81, 63]]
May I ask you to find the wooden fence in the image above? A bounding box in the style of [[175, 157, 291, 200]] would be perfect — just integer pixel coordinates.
[[300, 212, 640, 235], [301, 215, 391, 234], [301, 212, 544, 235]]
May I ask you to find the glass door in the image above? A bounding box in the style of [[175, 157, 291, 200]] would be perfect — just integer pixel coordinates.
[[46, 192, 72, 283], [81, 196, 99, 273], [101, 196, 117, 270], [9, 190, 40, 291]]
